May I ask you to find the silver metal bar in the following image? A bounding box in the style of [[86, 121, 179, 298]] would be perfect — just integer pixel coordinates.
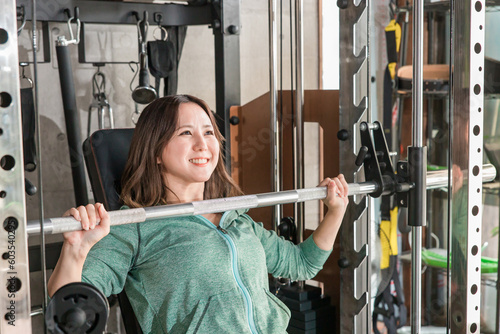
[[426, 165, 496, 190], [364, 122, 379, 131], [26, 165, 496, 236], [30, 306, 43, 317], [31, 0, 48, 316], [99, 106, 104, 129], [412, 2, 424, 148], [411, 226, 422, 334], [294, 0, 304, 244], [0, 0, 32, 332], [268, 0, 281, 233], [411, 0, 424, 333], [109, 105, 114, 128]]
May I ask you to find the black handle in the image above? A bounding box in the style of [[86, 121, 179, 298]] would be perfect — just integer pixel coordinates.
[[355, 146, 369, 167]]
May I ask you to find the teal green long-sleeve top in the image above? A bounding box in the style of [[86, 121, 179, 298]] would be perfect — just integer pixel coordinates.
[[82, 209, 332, 333]]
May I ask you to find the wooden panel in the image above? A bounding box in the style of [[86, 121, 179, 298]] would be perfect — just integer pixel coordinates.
[[229, 105, 242, 186], [231, 90, 339, 224]]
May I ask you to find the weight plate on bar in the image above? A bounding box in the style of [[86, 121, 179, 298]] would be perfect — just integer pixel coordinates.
[[45, 282, 109, 334]]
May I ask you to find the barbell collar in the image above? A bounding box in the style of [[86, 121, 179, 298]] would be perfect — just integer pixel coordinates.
[[26, 164, 496, 235]]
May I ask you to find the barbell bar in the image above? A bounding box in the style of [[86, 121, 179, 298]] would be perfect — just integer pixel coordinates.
[[26, 164, 497, 235]]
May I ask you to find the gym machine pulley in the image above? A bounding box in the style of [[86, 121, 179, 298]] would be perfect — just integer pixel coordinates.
[[25, 121, 497, 236]]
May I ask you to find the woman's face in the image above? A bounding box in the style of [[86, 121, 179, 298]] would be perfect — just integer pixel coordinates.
[[157, 102, 219, 188]]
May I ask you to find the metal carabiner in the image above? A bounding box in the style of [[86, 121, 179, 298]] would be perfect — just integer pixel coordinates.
[[92, 71, 106, 98], [88, 70, 114, 138], [57, 8, 81, 46], [66, 15, 81, 45], [136, 18, 149, 46]]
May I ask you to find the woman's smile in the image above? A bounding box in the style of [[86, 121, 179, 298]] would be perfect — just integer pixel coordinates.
[[189, 158, 210, 165]]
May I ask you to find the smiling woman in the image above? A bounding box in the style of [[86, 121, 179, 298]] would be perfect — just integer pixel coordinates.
[[47, 94, 349, 334], [120, 95, 242, 208], [155, 102, 220, 202]]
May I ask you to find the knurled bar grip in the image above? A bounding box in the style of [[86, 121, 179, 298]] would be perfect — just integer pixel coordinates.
[[26, 164, 496, 235], [30, 208, 147, 235]]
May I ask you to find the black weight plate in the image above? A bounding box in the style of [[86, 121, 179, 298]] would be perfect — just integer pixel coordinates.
[[46, 282, 109, 334]]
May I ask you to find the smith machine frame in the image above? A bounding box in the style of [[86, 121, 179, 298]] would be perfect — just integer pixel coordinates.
[[0, 0, 491, 333], [337, 0, 487, 333]]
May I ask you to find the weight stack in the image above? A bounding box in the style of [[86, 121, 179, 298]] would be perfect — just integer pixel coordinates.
[[270, 281, 335, 334]]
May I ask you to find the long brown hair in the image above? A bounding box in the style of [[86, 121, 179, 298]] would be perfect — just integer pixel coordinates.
[[121, 95, 243, 208]]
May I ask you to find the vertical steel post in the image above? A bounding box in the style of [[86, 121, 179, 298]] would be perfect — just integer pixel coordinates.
[[293, 0, 304, 245], [0, 0, 32, 332], [408, 1, 426, 334], [449, 0, 485, 333], [269, 0, 281, 232], [338, 0, 370, 332], [412, 0, 424, 156], [31, 0, 49, 316]]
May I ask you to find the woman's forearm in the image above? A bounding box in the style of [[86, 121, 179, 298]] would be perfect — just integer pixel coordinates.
[[48, 204, 110, 296], [312, 210, 343, 251], [313, 175, 348, 251], [47, 242, 90, 297]]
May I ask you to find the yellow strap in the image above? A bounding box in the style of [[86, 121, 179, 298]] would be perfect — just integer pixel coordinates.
[[389, 207, 398, 255], [380, 207, 399, 269], [385, 20, 402, 79], [388, 63, 397, 80], [384, 19, 401, 52]]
